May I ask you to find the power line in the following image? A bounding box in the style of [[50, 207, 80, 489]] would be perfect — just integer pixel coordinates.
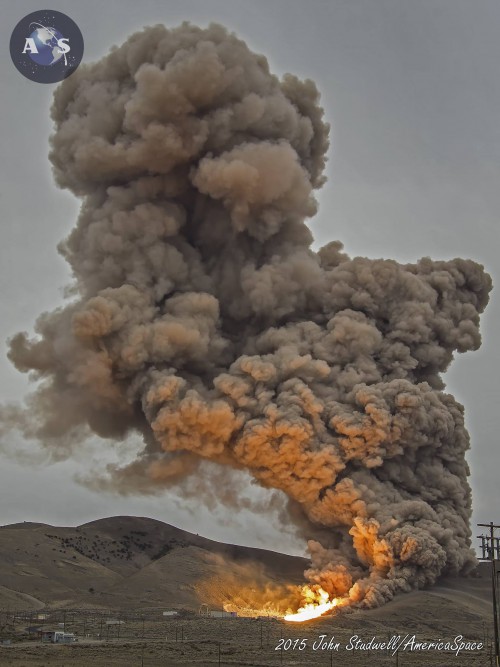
[[478, 522, 500, 667]]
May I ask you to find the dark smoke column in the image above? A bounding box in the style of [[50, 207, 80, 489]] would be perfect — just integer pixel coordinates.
[[5, 23, 492, 607]]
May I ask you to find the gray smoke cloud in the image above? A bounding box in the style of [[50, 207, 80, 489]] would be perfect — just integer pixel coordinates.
[[2, 22, 492, 608]]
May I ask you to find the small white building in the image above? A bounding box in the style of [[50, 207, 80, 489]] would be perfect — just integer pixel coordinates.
[[162, 611, 179, 617]]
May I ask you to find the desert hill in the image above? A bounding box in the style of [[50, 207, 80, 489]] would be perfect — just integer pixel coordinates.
[[0, 516, 493, 623], [0, 516, 307, 611]]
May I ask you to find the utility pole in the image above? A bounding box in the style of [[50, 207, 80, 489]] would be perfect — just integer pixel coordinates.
[[478, 522, 500, 667]]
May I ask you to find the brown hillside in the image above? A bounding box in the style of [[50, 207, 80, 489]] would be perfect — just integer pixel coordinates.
[[0, 516, 492, 621], [0, 516, 307, 611]]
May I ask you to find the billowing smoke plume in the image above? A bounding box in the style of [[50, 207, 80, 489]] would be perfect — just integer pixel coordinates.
[[3, 23, 492, 608]]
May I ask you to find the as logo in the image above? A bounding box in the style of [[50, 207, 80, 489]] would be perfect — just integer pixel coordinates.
[[10, 10, 83, 83]]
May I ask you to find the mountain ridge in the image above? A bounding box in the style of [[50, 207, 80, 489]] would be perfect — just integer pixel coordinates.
[[0, 515, 308, 611]]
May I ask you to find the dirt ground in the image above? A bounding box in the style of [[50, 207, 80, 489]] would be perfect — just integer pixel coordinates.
[[0, 638, 492, 667], [0, 605, 493, 667]]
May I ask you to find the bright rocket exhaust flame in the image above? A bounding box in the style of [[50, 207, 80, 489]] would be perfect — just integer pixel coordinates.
[[284, 587, 341, 622], [284, 598, 339, 623]]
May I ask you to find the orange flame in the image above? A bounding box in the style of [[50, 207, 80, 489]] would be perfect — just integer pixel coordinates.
[[283, 587, 342, 622]]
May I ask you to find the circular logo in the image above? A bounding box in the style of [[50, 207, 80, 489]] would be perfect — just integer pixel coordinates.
[[10, 10, 84, 83]]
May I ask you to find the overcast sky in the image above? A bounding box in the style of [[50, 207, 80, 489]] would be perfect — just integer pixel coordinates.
[[0, 0, 499, 556]]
